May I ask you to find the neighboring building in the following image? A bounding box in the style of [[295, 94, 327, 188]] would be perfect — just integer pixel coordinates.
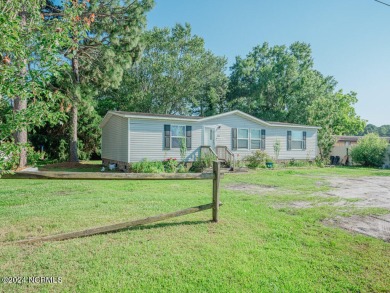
[[100, 110, 320, 171], [331, 135, 390, 165], [330, 136, 361, 162]]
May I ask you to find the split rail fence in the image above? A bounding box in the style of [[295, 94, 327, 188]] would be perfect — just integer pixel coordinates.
[[3, 161, 222, 244]]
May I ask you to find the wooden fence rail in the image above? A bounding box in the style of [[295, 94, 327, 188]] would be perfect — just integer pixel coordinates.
[[2, 161, 223, 243]]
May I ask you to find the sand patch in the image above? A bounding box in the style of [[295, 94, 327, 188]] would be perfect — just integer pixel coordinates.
[[224, 183, 277, 195], [323, 214, 390, 242]]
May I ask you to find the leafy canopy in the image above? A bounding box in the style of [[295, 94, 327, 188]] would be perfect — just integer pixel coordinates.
[[97, 23, 228, 116]]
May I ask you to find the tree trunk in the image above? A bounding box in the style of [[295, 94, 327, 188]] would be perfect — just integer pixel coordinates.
[[69, 104, 78, 162], [69, 56, 80, 162], [13, 7, 28, 169], [13, 98, 28, 168]]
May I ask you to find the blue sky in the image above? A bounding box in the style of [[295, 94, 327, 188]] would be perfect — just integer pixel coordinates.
[[147, 0, 390, 126]]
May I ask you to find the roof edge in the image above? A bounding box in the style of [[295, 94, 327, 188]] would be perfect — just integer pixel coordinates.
[[100, 110, 321, 129]]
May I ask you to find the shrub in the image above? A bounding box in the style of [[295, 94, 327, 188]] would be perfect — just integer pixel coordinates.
[[0, 141, 41, 172], [163, 158, 178, 173], [245, 150, 270, 169], [177, 164, 186, 173], [350, 133, 388, 167], [314, 156, 326, 167], [131, 159, 165, 173], [190, 153, 217, 172], [287, 158, 311, 167]]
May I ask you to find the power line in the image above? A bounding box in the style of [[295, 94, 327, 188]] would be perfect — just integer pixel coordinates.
[[374, 0, 390, 7]]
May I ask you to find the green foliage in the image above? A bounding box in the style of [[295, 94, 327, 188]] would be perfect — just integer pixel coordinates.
[[47, 0, 153, 161], [228, 42, 365, 160], [131, 159, 165, 173], [29, 101, 101, 161], [190, 153, 217, 172], [58, 139, 69, 162], [314, 156, 326, 167], [350, 133, 389, 167], [177, 164, 186, 173], [179, 138, 187, 162], [163, 158, 178, 173], [273, 139, 281, 161], [98, 23, 228, 116], [245, 150, 270, 169], [228, 42, 318, 122], [0, 0, 68, 169], [361, 124, 390, 137], [131, 158, 186, 173], [287, 158, 312, 167], [0, 141, 41, 171]]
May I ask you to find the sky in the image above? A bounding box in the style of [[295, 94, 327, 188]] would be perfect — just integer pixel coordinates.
[[146, 0, 390, 126]]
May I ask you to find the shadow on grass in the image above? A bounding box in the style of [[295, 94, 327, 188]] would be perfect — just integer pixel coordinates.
[[4, 220, 213, 244], [106, 219, 213, 235]]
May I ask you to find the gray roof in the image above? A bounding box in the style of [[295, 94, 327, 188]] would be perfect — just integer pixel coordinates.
[[114, 111, 203, 120], [266, 121, 318, 128], [101, 110, 321, 129]]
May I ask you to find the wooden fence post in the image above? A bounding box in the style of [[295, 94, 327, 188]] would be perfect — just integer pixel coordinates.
[[212, 161, 221, 222]]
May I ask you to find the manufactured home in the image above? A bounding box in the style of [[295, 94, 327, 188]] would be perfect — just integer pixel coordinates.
[[100, 110, 320, 171]]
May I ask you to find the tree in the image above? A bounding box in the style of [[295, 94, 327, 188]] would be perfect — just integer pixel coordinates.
[[0, 0, 66, 170], [97, 23, 228, 116], [52, 0, 153, 162], [361, 124, 390, 137], [350, 133, 388, 167], [228, 41, 366, 161], [228, 42, 319, 122], [307, 91, 366, 160], [30, 100, 102, 161]]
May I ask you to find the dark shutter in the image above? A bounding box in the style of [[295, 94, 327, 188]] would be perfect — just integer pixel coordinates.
[[164, 125, 171, 150], [261, 129, 266, 150], [303, 131, 307, 150], [186, 126, 192, 149], [232, 128, 238, 150], [287, 131, 292, 151]]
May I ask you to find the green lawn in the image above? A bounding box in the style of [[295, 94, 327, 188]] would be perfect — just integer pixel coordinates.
[[0, 167, 389, 292]]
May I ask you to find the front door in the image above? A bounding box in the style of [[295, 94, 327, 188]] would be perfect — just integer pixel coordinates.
[[204, 127, 216, 149]]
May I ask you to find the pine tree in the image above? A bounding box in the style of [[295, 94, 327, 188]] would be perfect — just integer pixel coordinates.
[[54, 0, 154, 162]]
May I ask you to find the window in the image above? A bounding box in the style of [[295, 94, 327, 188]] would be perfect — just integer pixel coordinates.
[[238, 129, 249, 149], [291, 131, 304, 150], [171, 125, 186, 148], [251, 129, 261, 149]]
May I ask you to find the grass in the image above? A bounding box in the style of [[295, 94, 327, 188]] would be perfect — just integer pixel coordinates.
[[0, 167, 389, 292]]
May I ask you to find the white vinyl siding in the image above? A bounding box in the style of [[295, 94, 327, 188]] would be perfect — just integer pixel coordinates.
[[101, 115, 129, 162], [102, 111, 317, 163], [129, 118, 201, 162], [202, 114, 317, 160]]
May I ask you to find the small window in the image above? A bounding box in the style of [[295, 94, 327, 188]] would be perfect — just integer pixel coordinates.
[[251, 129, 261, 149], [291, 131, 304, 150], [171, 125, 186, 148], [238, 129, 249, 149]]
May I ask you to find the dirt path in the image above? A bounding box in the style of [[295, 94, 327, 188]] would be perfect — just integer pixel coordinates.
[[225, 176, 390, 241], [322, 176, 390, 242], [325, 177, 390, 209]]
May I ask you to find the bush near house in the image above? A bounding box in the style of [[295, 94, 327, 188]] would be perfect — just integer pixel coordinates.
[[350, 133, 389, 167], [190, 153, 217, 172], [130, 158, 186, 173], [245, 150, 270, 169]]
